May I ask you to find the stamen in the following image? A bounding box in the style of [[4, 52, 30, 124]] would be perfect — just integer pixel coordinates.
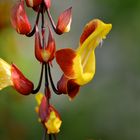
[[99, 39, 104, 48], [82, 44, 93, 72]]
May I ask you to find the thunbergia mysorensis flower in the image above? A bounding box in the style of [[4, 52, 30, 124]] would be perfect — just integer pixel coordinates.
[[0, 58, 34, 95], [0, 0, 112, 140], [56, 19, 112, 99]]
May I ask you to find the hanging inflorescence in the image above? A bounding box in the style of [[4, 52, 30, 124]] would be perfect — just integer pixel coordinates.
[[0, 0, 112, 140]]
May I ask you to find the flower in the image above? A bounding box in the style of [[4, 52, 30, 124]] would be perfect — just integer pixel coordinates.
[[35, 93, 62, 134], [56, 7, 72, 35], [56, 19, 112, 99], [0, 58, 34, 95], [35, 26, 56, 63], [10, 0, 31, 34]]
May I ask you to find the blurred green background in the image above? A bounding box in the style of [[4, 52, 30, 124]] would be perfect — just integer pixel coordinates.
[[0, 0, 140, 140]]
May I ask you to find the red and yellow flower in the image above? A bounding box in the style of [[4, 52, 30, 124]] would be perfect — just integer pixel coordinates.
[[56, 19, 112, 99], [35, 26, 56, 63], [0, 58, 34, 95], [35, 93, 62, 134]]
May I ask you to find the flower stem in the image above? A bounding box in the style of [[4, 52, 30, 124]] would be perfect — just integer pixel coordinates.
[[45, 64, 49, 87], [26, 6, 41, 37], [49, 134, 52, 140], [42, 129, 47, 140], [32, 63, 44, 94], [46, 9, 57, 32], [48, 64, 62, 95], [53, 134, 57, 140]]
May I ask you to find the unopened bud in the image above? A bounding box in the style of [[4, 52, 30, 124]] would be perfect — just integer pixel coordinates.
[[35, 26, 44, 62], [56, 7, 72, 35], [35, 26, 56, 63], [43, 27, 56, 62], [11, 64, 34, 95], [10, 0, 31, 35]]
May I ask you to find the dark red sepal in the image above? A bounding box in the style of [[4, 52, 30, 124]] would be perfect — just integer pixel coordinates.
[[57, 75, 80, 99], [11, 64, 34, 95]]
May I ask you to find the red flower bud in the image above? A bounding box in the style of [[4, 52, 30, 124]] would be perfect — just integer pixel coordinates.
[[11, 64, 34, 95], [25, 0, 42, 8], [35, 26, 56, 63], [44, 27, 56, 62], [35, 26, 44, 62], [44, 0, 51, 9], [56, 7, 72, 35], [39, 96, 49, 122], [10, 0, 31, 35]]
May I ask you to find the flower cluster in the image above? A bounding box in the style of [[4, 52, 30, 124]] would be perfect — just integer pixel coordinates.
[[0, 0, 112, 139]]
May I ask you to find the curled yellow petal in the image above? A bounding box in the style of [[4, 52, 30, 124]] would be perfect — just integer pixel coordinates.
[[74, 19, 112, 85], [45, 111, 62, 134], [73, 50, 95, 85], [0, 58, 13, 90], [56, 19, 112, 87], [79, 19, 112, 49]]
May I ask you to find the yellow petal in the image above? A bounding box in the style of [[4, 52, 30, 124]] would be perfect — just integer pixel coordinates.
[[45, 111, 62, 134], [73, 51, 95, 85], [79, 19, 112, 51], [0, 58, 13, 90], [73, 19, 112, 85], [35, 92, 44, 105]]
